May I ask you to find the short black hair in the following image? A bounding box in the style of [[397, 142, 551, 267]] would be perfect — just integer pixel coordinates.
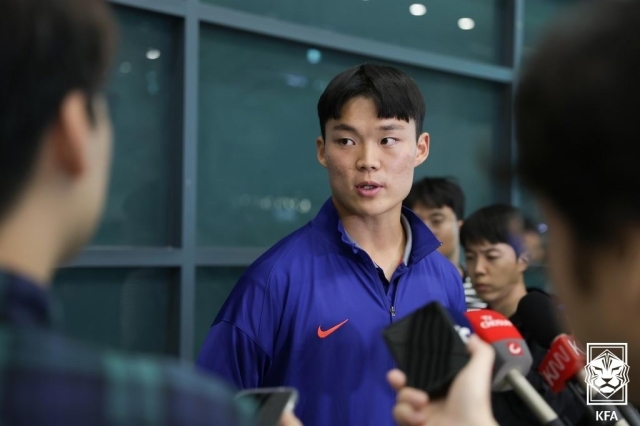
[[0, 0, 116, 220], [403, 176, 465, 219], [460, 204, 525, 257], [515, 0, 640, 250], [317, 63, 425, 139]]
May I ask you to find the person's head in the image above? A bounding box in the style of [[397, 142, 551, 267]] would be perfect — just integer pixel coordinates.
[[460, 205, 528, 314], [514, 0, 640, 400], [316, 63, 429, 219], [403, 177, 464, 263], [0, 0, 116, 262], [522, 217, 545, 265]]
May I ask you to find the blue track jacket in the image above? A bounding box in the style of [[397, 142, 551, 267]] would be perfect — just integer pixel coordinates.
[[197, 198, 466, 426]]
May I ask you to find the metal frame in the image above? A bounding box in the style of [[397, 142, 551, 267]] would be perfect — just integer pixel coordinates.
[[67, 0, 526, 362]]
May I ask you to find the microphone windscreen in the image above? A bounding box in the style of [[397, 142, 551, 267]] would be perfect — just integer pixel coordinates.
[[382, 302, 471, 399], [515, 292, 565, 349], [465, 309, 533, 391]]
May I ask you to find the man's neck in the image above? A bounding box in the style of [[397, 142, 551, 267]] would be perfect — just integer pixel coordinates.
[[489, 283, 528, 318], [0, 199, 62, 287], [338, 205, 405, 258]]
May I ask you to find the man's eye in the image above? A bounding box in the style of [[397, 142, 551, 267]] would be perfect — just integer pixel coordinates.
[[338, 139, 355, 146], [381, 137, 398, 145]]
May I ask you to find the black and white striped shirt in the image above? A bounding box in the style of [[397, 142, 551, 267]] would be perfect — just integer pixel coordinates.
[[462, 267, 487, 311]]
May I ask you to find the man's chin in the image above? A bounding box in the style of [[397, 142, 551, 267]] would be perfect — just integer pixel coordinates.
[[336, 196, 401, 218]]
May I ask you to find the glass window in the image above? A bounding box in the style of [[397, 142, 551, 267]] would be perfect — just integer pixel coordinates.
[[197, 26, 502, 247], [52, 268, 180, 357], [201, 0, 506, 65], [90, 6, 182, 247], [194, 267, 245, 359]]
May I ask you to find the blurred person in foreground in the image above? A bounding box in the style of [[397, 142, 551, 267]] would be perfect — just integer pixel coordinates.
[[0, 0, 299, 424], [387, 0, 640, 424], [404, 177, 486, 310]]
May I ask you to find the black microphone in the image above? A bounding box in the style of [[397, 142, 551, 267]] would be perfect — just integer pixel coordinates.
[[516, 292, 636, 426]]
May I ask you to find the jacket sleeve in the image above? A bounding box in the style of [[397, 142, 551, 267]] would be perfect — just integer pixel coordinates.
[[195, 271, 276, 390], [196, 320, 271, 390], [444, 261, 467, 313]]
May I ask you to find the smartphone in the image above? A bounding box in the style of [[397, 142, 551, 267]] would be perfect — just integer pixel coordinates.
[[235, 387, 298, 426]]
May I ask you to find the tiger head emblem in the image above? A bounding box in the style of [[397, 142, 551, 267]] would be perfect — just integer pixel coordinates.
[[585, 349, 630, 398]]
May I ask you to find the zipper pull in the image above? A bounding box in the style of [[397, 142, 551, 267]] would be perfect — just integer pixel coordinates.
[[390, 306, 396, 317]]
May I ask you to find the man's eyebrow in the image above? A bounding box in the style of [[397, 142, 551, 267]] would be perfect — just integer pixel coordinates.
[[482, 248, 502, 255], [332, 123, 357, 132], [378, 124, 405, 131]]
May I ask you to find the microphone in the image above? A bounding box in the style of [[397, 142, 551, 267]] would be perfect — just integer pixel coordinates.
[[465, 309, 568, 426], [516, 292, 636, 426]]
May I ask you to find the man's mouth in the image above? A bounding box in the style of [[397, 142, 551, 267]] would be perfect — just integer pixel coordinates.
[[356, 182, 382, 189]]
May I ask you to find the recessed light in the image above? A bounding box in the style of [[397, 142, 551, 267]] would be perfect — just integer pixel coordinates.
[[409, 4, 427, 16], [458, 17, 475, 30]]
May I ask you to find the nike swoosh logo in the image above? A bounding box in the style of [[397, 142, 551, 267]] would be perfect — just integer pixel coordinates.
[[317, 319, 349, 338]]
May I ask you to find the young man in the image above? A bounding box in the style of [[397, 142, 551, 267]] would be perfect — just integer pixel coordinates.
[[404, 177, 486, 309], [0, 1, 299, 425], [388, 0, 640, 424], [459, 204, 529, 319], [197, 63, 466, 426]]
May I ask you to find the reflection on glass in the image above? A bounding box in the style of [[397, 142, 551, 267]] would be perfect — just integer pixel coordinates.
[[90, 6, 181, 246], [52, 268, 180, 356], [201, 0, 505, 64], [197, 26, 501, 247]]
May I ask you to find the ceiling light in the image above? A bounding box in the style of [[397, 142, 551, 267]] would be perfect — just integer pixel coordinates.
[[409, 4, 427, 16], [458, 17, 475, 30], [146, 49, 161, 60]]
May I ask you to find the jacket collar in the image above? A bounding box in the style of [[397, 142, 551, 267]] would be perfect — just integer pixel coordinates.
[[310, 197, 441, 265]]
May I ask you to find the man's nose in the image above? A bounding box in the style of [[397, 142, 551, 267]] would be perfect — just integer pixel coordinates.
[[356, 143, 380, 171]]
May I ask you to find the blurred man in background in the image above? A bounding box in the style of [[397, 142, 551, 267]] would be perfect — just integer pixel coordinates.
[[388, 0, 640, 424], [460, 204, 529, 319], [404, 176, 486, 310], [0, 1, 299, 424], [522, 216, 546, 265], [197, 63, 465, 426]]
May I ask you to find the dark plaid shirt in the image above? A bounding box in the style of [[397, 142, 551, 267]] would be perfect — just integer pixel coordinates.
[[0, 271, 256, 426]]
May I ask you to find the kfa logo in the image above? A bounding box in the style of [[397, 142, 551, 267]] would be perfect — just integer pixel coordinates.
[[584, 343, 630, 405]]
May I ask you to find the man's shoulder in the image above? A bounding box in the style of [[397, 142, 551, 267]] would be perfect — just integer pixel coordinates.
[[412, 249, 459, 279], [243, 222, 337, 280], [0, 326, 254, 425]]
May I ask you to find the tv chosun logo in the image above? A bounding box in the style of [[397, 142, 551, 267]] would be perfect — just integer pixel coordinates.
[[584, 343, 630, 405]]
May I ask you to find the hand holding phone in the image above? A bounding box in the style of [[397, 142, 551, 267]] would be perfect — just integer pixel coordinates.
[[235, 387, 299, 426]]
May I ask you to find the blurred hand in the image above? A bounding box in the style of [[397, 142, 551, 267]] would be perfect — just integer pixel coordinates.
[[387, 334, 499, 426], [280, 411, 302, 426]]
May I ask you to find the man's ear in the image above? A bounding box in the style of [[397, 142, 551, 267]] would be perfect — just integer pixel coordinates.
[[517, 252, 530, 273], [316, 136, 327, 168], [457, 219, 464, 229], [414, 132, 430, 167], [50, 91, 91, 178]]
